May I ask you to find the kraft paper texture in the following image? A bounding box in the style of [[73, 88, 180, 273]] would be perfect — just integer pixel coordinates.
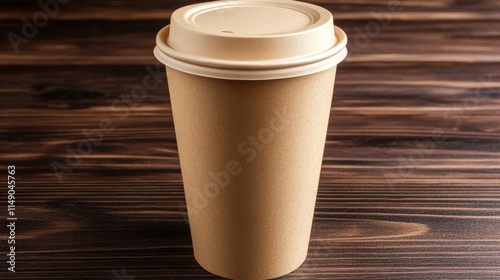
[[166, 67, 337, 279]]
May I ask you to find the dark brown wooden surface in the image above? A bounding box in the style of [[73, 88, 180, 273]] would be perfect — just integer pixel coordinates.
[[1, 0, 500, 279]]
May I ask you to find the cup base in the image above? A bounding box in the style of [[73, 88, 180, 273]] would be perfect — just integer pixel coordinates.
[[194, 248, 309, 280]]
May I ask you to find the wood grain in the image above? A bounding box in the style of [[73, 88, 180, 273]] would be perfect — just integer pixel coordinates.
[[1, 0, 500, 279], [2, 19, 500, 64], [2, 0, 500, 20]]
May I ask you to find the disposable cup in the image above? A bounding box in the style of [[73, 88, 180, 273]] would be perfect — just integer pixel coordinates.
[[154, 1, 347, 279]]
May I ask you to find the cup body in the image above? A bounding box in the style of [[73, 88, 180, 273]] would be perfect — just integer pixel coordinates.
[[167, 66, 337, 279], [154, 1, 348, 278]]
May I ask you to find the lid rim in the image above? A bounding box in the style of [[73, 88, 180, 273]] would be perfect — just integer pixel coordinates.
[[156, 25, 348, 71], [154, 45, 347, 80]]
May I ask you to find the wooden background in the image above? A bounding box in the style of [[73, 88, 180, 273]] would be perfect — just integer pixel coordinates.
[[1, 0, 500, 279]]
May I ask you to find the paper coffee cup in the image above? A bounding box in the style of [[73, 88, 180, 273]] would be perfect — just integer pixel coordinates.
[[154, 1, 347, 279]]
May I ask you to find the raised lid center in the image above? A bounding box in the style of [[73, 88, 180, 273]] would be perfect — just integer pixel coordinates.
[[189, 4, 315, 36]]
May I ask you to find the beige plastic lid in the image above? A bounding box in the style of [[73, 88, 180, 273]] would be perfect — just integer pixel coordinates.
[[154, 0, 348, 80]]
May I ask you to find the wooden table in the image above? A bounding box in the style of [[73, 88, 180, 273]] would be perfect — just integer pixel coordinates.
[[1, 0, 499, 279]]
